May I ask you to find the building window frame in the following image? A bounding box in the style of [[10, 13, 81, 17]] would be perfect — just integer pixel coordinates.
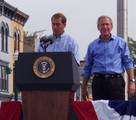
[[14, 30, 21, 52], [1, 22, 9, 53], [0, 61, 9, 92]]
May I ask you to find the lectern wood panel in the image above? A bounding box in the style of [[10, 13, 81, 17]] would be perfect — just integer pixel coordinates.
[[22, 91, 71, 120]]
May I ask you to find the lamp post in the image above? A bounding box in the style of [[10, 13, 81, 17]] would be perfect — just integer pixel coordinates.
[[13, 50, 19, 101]]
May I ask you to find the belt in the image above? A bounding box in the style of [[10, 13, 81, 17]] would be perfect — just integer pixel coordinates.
[[93, 73, 122, 78]]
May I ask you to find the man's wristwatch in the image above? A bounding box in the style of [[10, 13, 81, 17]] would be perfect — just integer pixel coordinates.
[[129, 78, 136, 83]]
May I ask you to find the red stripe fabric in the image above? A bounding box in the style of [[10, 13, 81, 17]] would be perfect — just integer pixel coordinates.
[[0, 101, 22, 120], [71, 101, 98, 120]]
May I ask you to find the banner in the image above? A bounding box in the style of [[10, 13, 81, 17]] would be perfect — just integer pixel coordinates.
[[72, 100, 136, 120]]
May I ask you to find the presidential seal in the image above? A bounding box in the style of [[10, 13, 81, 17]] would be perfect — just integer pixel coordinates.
[[33, 56, 55, 79]]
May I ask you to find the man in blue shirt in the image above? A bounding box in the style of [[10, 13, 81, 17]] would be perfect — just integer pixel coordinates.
[[82, 15, 136, 100], [37, 13, 80, 64]]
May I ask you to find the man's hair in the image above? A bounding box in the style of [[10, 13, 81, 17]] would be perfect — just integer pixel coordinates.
[[97, 15, 113, 27], [51, 13, 67, 24]]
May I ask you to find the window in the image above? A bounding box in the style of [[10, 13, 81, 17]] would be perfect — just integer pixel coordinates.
[[1, 26, 5, 51], [14, 30, 21, 52], [0, 62, 9, 92], [5, 24, 9, 52], [18, 33, 20, 51], [1, 22, 9, 52], [14, 32, 17, 52], [0, 6, 2, 15]]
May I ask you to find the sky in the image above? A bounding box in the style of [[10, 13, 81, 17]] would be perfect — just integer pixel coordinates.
[[5, 0, 136, 59]]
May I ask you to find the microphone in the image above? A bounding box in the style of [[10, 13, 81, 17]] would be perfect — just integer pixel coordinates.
[[44, 37, 53, 48], [40, 35, 54, 52]]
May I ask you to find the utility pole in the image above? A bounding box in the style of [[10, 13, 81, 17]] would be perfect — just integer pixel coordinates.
[[117, 0, 128, 41], [117, 0, 128, 100]]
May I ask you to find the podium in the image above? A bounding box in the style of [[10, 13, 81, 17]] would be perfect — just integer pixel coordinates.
[[15, 52, 80, 120]]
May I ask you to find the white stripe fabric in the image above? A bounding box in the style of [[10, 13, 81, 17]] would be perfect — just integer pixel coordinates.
[[92, 100, 136, 120]]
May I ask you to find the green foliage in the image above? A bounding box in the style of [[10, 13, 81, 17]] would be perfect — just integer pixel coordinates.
[[128, 37, 136, 66], [6, 66, 11, 74]]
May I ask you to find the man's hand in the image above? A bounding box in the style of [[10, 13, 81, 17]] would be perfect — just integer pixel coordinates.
[[82, 80, 89, 100], [128, 82, 136, 97]]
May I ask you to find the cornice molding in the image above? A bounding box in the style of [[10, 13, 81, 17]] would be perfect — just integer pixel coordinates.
[[0, 0, 29, 26]]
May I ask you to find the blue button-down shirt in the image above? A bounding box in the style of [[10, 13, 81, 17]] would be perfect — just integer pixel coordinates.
[[82, 35, 134, 79], [37, 32, 80, 64]]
